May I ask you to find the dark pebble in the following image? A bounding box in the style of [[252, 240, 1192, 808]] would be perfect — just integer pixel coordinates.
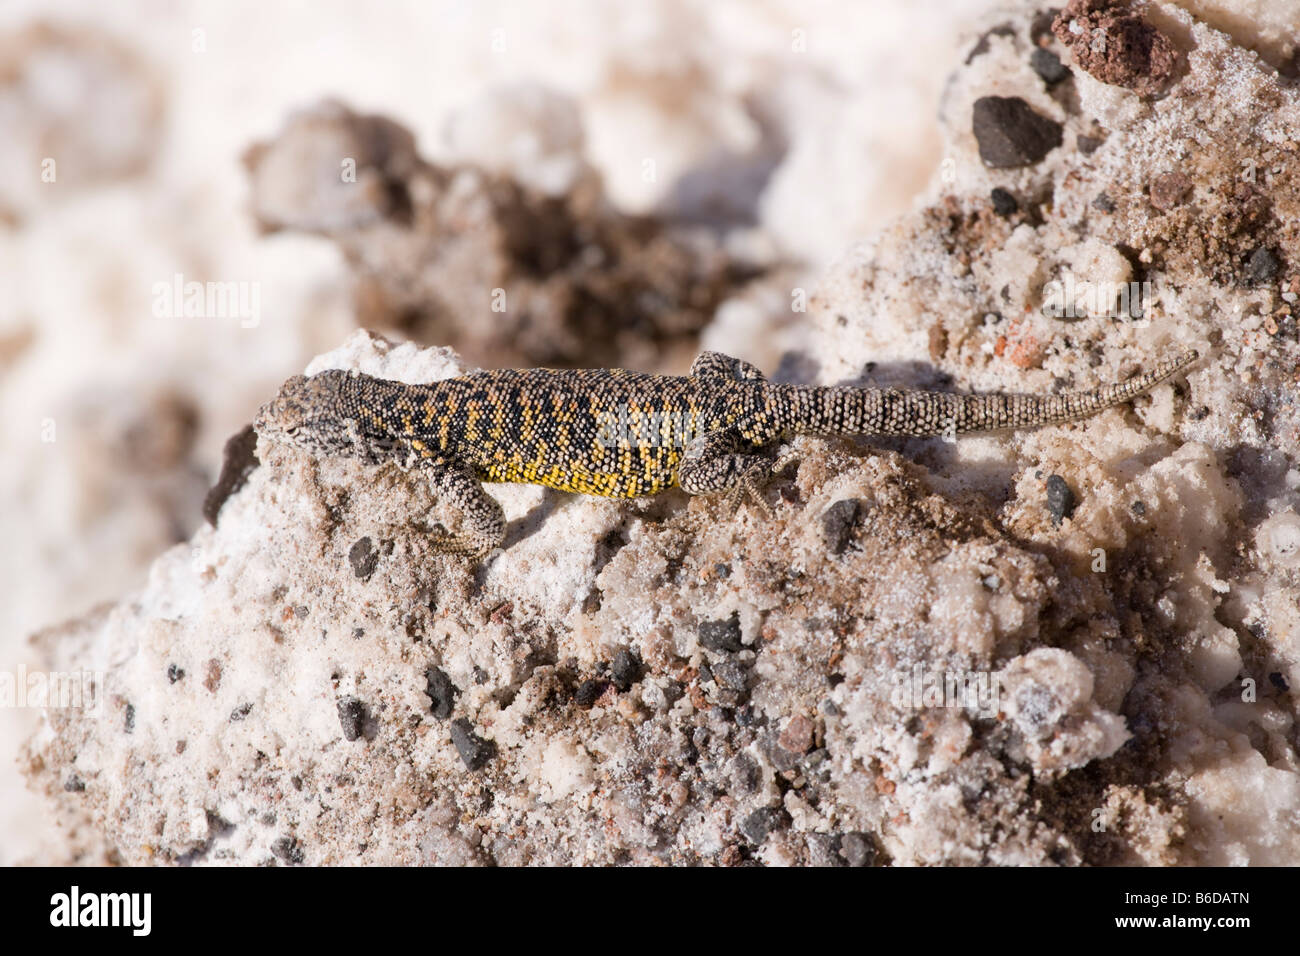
[[805, 833, 845, 867], [230, 703, 253, 721], [166, 664, 185, 684], [740, 806, 790, 845], [1269, 672, 1290, 693], [990, 187, 1019, 217], [336, 696, 366, 741], [1245, 246, 1280, 285], [821, 498, 861, 555], [424, 666, 458, 720], [1131, 500, 1147, 515], [124, 703, 135, 734], [841, 832, 877, 867], [698, 611, 744, 653], [732, 754, 761, 794], [450, 718, 494, 770], [1030, 47, 1069, 84], [712, 659, 749, 693], [574, 679, 607, 708], [971, 95, 1063, 168], [1076, 133, 1104, 155], [348, 537, 379, 580], [271, 836, 305, 865], [611, 648, 643, 691], [1092, 192, 1116, 213], [1046, 474, 1077, 525], [64, 775, 86, 793]]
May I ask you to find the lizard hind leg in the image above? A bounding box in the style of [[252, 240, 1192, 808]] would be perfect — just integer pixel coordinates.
[[689, 350, 767, 382]]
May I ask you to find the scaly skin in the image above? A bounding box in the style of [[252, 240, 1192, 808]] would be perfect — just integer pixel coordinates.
[[254, 348, 1200, 557]]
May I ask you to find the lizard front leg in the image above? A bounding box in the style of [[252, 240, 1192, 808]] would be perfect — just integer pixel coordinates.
[[420, 461, 506, 559], [676, 424, 784, 517]]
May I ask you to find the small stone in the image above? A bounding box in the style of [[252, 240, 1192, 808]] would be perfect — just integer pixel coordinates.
[[1046, 474, 1077, 526], [841, 832, 877, 867], [1030, 47, 1070, 84], [348, 537, 379, 580], [1051, 0, 1179, 97], [124, 703, 135, 734], [204, 659, 222, 693], [711, 659, 749, 693], [698, 611, 743, 653], [166, 664, 185, 684], [271, 836, 304, 865], [1131, 500, 1147, 516], [1149, 171, 1192, 210], [63, 775, 86, 793], [1076, 133, 1104, 155], [424, 666, 458, 719], [337, 696, 366, 741], [731, 754, 761, 794], [611, 648, 643, 691], [990, 187, 1019, 217], [1245, 247, 1280, 285], [1092, 192, 1116, 213], [1269, 672, 1290, 693], [574, 679, 607, 708], [821, 498, 861, 555], [778, 714, 816, 754], [230, 703, 252, 721], [971, 96, 1063, 168], [740, 806, 789, 845], [450, 717, 493, 770]]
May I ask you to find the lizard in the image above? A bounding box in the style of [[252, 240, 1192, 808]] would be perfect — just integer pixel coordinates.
[[254, 347, 1199, 559]]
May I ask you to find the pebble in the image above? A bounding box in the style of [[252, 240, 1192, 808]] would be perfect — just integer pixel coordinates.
[[1046, 474, 1077, 526], [424, 666, 458, 720], [337, 696, 366, 741], [821, 498, 861, 555], [698, 612, 744, 653], [972, 96, 1063, 168], [611, 648, 643, 690], [450, 718, 494, 770], [1245, 246, 1279, 285], [990, 187, 1019, 217], [778, 714, 816, 754], [1030, 47, 1069, 84]]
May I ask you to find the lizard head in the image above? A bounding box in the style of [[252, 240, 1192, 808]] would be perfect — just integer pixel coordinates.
[[255, 370, 360, 457]]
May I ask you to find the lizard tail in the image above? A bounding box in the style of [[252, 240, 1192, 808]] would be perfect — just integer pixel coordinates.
[[787, 348, 1200, 438]]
